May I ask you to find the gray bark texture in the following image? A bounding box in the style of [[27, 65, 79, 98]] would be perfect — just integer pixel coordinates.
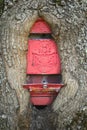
[[0, 0, 87, 130]]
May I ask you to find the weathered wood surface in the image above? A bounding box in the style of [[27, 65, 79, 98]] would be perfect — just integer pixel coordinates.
[[0, 0, 87, 130]]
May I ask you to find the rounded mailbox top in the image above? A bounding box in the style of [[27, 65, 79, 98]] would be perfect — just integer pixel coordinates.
[[30, 18, 51, 34]]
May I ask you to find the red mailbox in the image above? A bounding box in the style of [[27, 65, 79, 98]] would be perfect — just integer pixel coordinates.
[[23, 18, 64, 106]]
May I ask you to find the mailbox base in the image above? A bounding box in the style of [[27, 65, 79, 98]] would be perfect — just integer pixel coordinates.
[[30, 92, 57, 106], [23, 83, 64, 106]]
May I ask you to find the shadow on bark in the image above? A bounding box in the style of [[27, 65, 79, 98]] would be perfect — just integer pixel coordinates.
[[29, 105, 57, 130]]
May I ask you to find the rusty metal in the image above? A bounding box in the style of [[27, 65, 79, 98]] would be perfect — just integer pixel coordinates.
[[23, 75, 64, 105], [23, 84, 63, 92]]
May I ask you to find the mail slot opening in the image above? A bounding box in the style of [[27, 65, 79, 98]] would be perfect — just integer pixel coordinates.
[[29, 33, 53, 39], [23, 18, 64, 106], [26, 74, 62, 84]]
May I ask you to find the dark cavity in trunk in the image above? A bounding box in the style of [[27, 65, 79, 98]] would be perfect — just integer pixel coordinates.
[[29, 105, 57, 130]]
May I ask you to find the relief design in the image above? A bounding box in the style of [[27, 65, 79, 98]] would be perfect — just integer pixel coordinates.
[[27, 40, 61, 74]]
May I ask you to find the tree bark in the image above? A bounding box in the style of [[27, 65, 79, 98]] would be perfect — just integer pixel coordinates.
[[0, 0, 87, 130]]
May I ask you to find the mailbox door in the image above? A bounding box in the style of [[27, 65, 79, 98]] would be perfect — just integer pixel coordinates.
[[27, 39, 61, 74]]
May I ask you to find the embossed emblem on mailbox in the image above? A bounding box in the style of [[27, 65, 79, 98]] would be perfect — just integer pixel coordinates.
[[27, 39, 61, 74]]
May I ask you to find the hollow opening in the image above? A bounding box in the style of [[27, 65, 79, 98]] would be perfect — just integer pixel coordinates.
[[23, 18, 63, 130], [30, 105, 56, 130], [33, 105, 47, 110], [23, 18, 63, 106]]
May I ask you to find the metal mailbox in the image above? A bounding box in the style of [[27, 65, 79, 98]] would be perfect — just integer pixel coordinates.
[[23, 18, 63, 106]]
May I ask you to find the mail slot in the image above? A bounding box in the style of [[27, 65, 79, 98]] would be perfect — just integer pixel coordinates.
[[23, 18, 64, 106]]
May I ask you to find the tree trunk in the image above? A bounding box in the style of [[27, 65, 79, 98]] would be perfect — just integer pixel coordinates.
[[0, 0, 87, 130]]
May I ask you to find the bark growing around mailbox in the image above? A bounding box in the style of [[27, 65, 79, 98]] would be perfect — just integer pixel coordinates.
[[0, 0, 87, 130]]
